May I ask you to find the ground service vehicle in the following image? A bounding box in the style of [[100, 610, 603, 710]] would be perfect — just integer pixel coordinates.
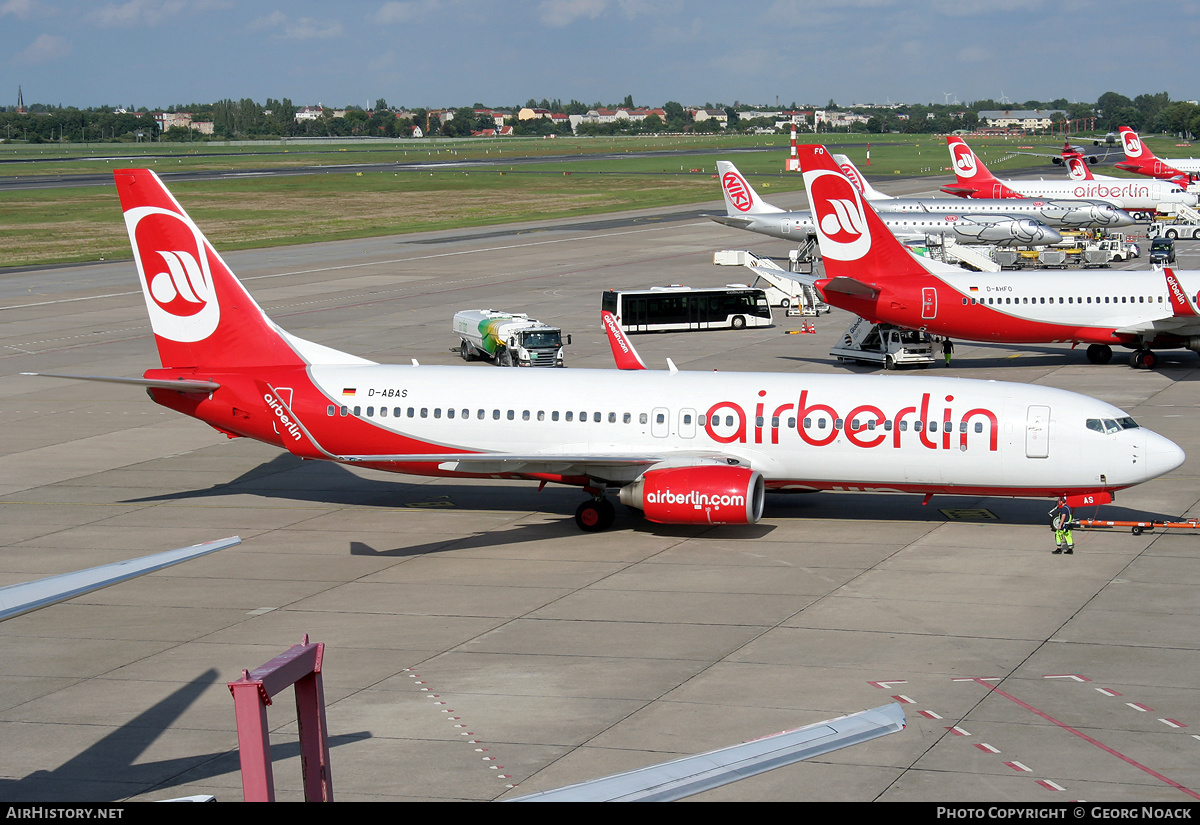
[[453, 309, 568, 367], [1148, 222, 1200, 240], [1149, 238, 1176, 266], [829, 320, 936, 369], [601, 286, 772, 333]]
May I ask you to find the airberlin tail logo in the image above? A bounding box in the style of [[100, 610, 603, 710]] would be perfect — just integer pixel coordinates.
[[1067, 157, 1087, 179], [126, 205, 220, 343], [804, 169, 871, 261], [1122, 130, 1143, 157], [722, 171, 754, 212], [951, 142, 978, 177]]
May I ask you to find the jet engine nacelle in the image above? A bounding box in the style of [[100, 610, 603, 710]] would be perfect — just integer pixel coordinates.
[[619, 465, 765, 525]]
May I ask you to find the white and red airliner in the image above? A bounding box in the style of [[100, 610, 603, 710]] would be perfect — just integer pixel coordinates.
[[1115, 127, 1200, 186], [788, 144, 1200, 370], [942, 136, 1198, 215], [30, 169, 1184, 531]]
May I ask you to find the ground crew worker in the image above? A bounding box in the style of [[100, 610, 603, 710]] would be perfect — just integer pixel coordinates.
[[1050, 498, 1075, 555], [942, 337, 954, 367]]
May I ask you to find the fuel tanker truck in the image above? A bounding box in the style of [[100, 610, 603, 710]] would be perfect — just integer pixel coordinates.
[[453, 309, 569, 367]]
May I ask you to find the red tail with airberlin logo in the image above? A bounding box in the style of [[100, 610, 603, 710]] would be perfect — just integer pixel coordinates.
[[798, 145, 924, 281], [945, 137, 1022, 199], [114, 169, 303, 370]]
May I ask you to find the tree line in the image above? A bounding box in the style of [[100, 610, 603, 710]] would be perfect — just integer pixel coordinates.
[[3, 91, 1199, 143]]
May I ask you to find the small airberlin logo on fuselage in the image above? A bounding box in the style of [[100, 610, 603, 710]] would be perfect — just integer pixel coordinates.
[[125, 206, 220, 343], [804, 167, 871, 261], [722, 171, 754, 211]]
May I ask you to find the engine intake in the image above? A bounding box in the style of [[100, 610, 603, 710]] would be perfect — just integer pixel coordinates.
[[620, 465, 765, 525]]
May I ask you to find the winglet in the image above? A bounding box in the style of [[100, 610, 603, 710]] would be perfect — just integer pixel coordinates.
[[602, 311, 647, 370], [1164, 268, 1198, 316]]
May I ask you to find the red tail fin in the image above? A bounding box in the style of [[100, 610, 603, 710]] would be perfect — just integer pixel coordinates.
[[1116, 127, 1187, 183], [943, 136, 1022, 199], [797, 145, 925, 283], [601, 311, 647, 370], [114, 169, 305, 370]]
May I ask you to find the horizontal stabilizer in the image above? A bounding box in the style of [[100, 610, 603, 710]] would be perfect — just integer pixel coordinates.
[[21, 373, 220, 392], [708, 215, 758, 229], [823, 276, 881, 298]]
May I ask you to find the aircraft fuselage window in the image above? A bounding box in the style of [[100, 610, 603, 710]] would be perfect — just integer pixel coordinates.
[[594, 412, 601, 423], [367, 406, 375, 416], [566, 412, 574, 422], [609, 412, 617, 423], [353, 406, 361, 416], [624, 413, 632, 424], [327, 405, 335, 416], [340, 406, 348, 416], [639, 413, 648, 424], [434, 408, 441, 419], [421, 408, 428, 418], [552, 411, 560, 421]]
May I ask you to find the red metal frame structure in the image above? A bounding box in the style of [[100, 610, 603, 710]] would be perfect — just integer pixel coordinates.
[[227, 634, 332, 801]]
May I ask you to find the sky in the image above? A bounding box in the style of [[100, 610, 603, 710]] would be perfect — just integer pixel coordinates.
[[3, 0, 1199, 112]]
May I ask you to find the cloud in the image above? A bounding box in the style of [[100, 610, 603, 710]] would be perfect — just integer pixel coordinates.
[[1, 0, 40, 19], [249, 11, 345, 40], [13, 32, 71, 65], [85, 0, 187, 27], [538, 0, 608, 27], [373, 0, 440, 25]]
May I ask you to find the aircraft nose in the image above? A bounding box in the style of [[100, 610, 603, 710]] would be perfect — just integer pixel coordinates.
[[1039, 227, 1063, 244], [1109, 208, 1136, 227], [1143, 431, 1186, 482], [1185, 193, 1200, 208]]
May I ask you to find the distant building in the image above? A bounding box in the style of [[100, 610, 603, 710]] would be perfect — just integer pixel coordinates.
[[977, 109, 1066, 130], [153, 112, 214, 135]]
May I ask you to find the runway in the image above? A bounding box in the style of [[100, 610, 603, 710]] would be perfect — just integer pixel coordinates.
[[1, 186, 1199, 802]]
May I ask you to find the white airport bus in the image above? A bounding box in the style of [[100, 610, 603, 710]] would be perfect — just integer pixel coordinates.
[[601, 285, 773, 333]]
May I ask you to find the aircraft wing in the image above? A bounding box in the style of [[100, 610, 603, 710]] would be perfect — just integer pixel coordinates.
[[506, 703, 906, 802], [0, 538, 240, 622]]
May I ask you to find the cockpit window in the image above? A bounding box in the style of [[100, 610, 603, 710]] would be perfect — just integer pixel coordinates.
[[1087, 417, 1139, 434]]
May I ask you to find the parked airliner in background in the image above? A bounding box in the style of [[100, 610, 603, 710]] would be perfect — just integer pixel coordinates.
[[942, 136, 1198, 215], [1115, 127, 1200, 185], [787, 144, 1200, 370], [25, 169, 1183, 531], [831, 155, 1135, 229], [713, 162, 1064, 246]]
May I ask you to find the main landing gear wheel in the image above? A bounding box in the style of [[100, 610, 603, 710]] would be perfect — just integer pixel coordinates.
[[575, 498, 615, 532], [1086, 344, 1112, 364], [1130, 349, 1157, 369]]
